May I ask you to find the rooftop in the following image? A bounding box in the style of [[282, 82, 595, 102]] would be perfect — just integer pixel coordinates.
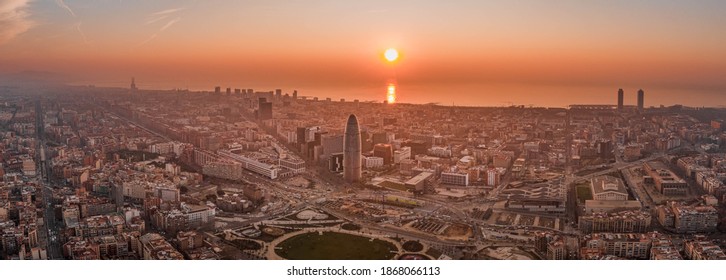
[[591, 175, 627, 195]]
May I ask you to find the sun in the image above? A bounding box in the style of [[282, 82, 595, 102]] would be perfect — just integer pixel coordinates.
[[384, 48, 399, 62]]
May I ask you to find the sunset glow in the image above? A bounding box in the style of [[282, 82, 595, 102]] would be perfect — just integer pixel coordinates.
[[0, 1, 724, 106]]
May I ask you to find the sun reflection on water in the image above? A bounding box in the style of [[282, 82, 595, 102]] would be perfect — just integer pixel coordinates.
[[387, 83, 396, 103]]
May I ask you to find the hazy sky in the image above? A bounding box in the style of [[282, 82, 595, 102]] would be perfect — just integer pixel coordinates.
[[1, 0, 726, 103]]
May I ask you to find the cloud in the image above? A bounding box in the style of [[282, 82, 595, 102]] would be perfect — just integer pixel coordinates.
[[136, 33, 158, 47], [145, 14, 169, 25], [55, 0, 76, 17], [0, 0, 34, 45], [136, 6, 185, 47], [146, 7, 184, 25], [136, 17, 181, 47], [76, 22, 89, 45], [160, 17, 181, 32], [151, 7, 185, 16]]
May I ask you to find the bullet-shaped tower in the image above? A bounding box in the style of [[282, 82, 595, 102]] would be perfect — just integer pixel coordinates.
[[343, 114, 362, 182]]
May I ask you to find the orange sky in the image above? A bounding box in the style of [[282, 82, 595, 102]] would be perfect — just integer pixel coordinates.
[[1, 0, 726, 104]]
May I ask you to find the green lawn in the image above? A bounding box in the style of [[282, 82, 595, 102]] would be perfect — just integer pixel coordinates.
[[276, 232, 397, 260], [576, 185, 593, 202]]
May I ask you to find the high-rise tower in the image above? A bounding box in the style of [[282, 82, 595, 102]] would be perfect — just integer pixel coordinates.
[[258, 98, 273, 120], [343, 114, 362, 182], [617, 88, 624, 110], [637, 89, 644, 110], [130, 77, 137, 91]]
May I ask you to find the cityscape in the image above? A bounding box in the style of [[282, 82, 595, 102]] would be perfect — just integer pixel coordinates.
[[1, 1, 726, 262], [1, 83, 725, 260]]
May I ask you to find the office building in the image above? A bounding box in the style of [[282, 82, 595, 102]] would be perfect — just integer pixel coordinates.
[[373, 143, 394, 165], [393, 147, 411, 163], [590, 175, 628, 201], [258, 98, 273, 120], [363, 156, 384, 169], [643, 161, 688, 196], [329, 153, 344, 172], [486, 168, 500, 186], [343, 114, 362, 182], [441, 172, 469, 186]]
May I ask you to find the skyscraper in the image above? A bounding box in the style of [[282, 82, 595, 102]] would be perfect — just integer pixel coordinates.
[[373, 143, 393, 165], [599, 140, 613, 160], [130, 77, 137, 91], [637, 89, 644, 110], [343, 114, 362, 182], [617, 88, 624, 110], [258, 98, 273, 120]]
